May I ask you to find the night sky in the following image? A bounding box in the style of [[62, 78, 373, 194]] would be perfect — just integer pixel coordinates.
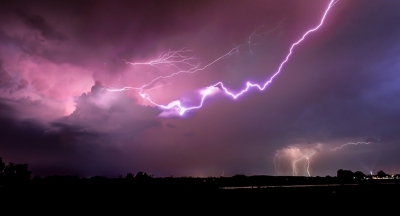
[[1, 0, 400, 178]]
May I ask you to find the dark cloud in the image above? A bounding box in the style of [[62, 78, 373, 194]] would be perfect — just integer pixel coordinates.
[[0, 58, 27, 94], [183, 132, 195, 137], [0, 29, 16, 44], [166, 123, 177, 128], [0, 0, 400, 177], [0, 82, 162, 176], [0, 60, 13, 90], [0, 99, 17, 117], [0, 101, 77, 170], [16, 11, 67, 41]]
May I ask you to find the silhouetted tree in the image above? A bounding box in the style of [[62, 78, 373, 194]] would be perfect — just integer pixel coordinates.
[[32, 175, 42, 181], [233, 174, 247, 178], [354, 171, 366, 180], [377, 170, 388, 178], [4, 162, 15, 176], [15, 164, 31, 180], [126, 173, 134, 179], [0, 157, 5, 173], [337, 169, 354, 179], [135, 171, 151, 179], [90, 176, 107, 180], [2, 162, 31, 184]]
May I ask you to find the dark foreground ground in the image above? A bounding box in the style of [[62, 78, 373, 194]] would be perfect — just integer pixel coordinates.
[[2, 183, 399, 210]]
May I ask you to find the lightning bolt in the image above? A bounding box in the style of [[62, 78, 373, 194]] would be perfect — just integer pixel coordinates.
[[245, 18, 285, 55], [273, 155, 280, 176], [105, 46, 239, 93], [292, 150, 315, 177], [142, 82, 167, 92], [305, 157, 312, 177], [105, 20, 284, 94], [124, 48, 198, 69], [109, 18, 286, 93], [107, 0, 338, 116], [330, 142, 371, 151]]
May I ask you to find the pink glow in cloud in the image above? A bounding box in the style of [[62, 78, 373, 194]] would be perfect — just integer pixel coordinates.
[[0, 0, 399, 178], [274, 144, 322, 176]]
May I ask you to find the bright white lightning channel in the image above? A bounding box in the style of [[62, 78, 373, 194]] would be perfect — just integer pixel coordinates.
[[106, 0, 339, 116]]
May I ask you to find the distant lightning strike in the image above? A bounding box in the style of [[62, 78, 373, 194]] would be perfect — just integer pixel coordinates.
[[273, 155, 280, 176], [292, 150, 315, 176], [274, 146, 318, 176], [107, 0, 338, 116], [305, 157, 312, 177], [330, 142, 371, 151]]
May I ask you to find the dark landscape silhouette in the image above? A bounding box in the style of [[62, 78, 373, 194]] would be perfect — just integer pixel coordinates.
[[2, 156, 400, 200]]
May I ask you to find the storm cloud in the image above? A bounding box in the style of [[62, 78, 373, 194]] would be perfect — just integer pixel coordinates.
[[1, 0, 400, 177]]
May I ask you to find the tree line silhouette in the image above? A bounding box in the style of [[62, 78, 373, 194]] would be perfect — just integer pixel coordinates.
[[0, 157, 31, 186], [337, 169, 393, 180], [1, 156, 399, 191]]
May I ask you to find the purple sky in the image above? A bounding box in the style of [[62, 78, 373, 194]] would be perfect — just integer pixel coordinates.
[[1, 0, 400, 177]]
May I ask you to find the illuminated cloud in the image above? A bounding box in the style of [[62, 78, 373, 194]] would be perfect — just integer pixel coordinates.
[[0, 0, 400, 177], [274, 143, 322, 176]]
